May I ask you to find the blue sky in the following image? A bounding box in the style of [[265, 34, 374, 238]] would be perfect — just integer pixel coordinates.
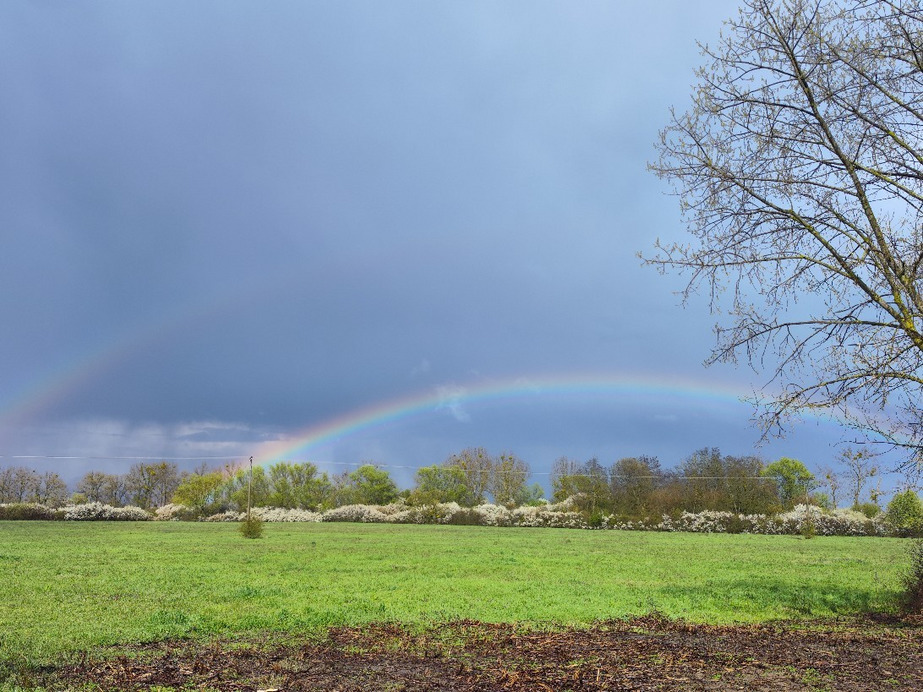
[[0, 1, 902, 492]]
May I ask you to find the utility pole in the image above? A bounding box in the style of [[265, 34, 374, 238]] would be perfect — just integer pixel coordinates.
[[247, 456, 253, 522]]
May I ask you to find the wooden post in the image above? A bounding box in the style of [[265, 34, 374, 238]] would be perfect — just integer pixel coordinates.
[[247, 456, 253, 522]]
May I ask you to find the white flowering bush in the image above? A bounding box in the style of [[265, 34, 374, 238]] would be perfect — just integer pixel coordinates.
[[62, 502, 150, 521], [545, 498, 578, 513], [425, 502, 465, 524], [646, 510, 775, 534], [510, 504, 587, 529], [0, 495, 903, 535], [253, 507, 322, 522], [467, 503, 512, 527], [375, 502, 410, 517], [154, 503, 191, 521], [775, 505, 888, 536], [637, 505, 887, 536], [204, 510, 243, 522], [321, 504, 392, 523], [382, 505, 436, 524], [187, 501, 894, 535]]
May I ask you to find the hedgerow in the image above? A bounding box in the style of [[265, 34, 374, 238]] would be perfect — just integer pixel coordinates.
[[61, 502, 151, 521], [179, 501, 893, 536], [0, 502, 151, 521], [1, 499, 900, 536]]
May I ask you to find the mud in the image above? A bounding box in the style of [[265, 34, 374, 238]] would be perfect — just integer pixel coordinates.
[[51, 615, 923, 691]]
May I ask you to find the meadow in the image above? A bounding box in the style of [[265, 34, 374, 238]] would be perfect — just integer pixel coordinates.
[[0, 521, 908, 669]]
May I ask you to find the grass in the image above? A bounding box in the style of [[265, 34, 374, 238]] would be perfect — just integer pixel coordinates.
[[0, 521, 909, 665]]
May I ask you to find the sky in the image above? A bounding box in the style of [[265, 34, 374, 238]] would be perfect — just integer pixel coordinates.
[[0, 0, 905, 493]]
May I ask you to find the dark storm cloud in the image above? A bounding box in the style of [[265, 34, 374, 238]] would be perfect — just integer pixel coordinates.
[[2, 0, 867, 485]]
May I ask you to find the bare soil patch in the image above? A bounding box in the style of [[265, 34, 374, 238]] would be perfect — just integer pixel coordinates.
[[51, 615, 923, 691]]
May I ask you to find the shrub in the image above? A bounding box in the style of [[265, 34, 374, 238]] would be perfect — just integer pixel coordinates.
[[801, 517, 816, 539], [587, 510, 606, 528], [239, 515, 264, 539], [511, 504, 586, 529], [444, 508, 485, 526], [900, 539, 923, 615], [885, 490, 923, 537], [726, 514, 748, 535], [321, 504, 391, 523], [162, 500, 897, 536], [204, 510, 243, 522], [62, 502, 151, 521], [154, 503, 201, 521], [253, 507, 322, 522], [853, 502, 881, 519], [0, 503, 57, 520]]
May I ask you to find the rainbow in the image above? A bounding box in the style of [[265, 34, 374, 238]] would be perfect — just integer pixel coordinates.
[[250, 372, 837, 466]]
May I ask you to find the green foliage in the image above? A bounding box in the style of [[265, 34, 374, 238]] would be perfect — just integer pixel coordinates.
[[520, 482, 546, 506], [800, 517, 816, 540], [853, 502, 881, 519], [346, 464, 398, 506], [762, 457, 815, 509], [587, 509, 606, 528], [490, 452, 530, 508], [900, 539, 923, 615], [445, 447, 493, 505], [239, 515, 264, 539], [172, 472, 226, 515], [553, 457, 610, 514], [0, 503, 57, 520], [410, 465, 470, 506], [885, 490, 923, 536], [221, 465, 271, 511], [810, 492, 832, 510], [265, 462, 331, 510]]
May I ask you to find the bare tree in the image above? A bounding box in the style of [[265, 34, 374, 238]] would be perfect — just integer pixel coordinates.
[[445, 447, 493, 505], [121, 461, 180, 509], [0, 467, 14, 502], [0, 467, 68, 506], [77, 471, 110, 503], [100, 473, 127, 506], [819, 465, 842, 508], [839, 446, 879, 507], [550, 456, 582, 499], [648, 0, 923, 469], [490, 452, 530, 508], [33, 472, 69, 507], [610, 456, 662, 517], [9, 467, 39, 503], [150, 461, 180, 507]]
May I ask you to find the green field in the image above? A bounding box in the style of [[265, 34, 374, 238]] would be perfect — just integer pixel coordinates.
[[0, 521, 909, 664]]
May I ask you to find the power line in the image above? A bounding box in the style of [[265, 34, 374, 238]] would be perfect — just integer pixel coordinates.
[[0, 454, 784, 481], [0, 454, 244, 461]]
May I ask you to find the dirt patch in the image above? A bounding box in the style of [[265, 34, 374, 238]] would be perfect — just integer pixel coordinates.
[[47, 615, 923, 691]]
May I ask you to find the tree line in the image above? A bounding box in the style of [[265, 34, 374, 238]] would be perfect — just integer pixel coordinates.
[[170, 447, 543, 516], [0, 445, 900, 520], [0, 461, 182, 509], [551, 450, 811, 520]]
